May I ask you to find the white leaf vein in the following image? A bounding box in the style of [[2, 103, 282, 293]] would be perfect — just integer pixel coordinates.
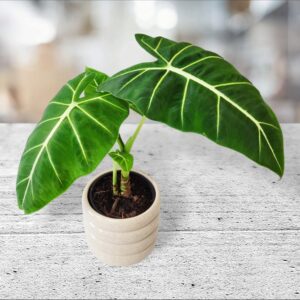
[[18, 74, 115, 208], [120, 41, 282, 172], [46, 146, 62, 184], [77, 106, 112, 135], [147, 70, 169, 112], [180, 79, 189, 127], [67, 116, 88, 162]]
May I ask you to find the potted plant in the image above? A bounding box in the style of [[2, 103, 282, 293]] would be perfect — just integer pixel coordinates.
[[16, 34, 284, 266]]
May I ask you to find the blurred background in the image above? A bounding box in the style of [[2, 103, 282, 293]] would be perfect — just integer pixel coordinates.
[[0, 0, 299, 123]]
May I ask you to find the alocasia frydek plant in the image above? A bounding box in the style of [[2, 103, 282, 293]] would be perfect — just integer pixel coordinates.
[[17, 34, 284, 214]]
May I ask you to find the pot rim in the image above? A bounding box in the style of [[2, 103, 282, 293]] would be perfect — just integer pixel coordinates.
[[82, 169, 160, 224]]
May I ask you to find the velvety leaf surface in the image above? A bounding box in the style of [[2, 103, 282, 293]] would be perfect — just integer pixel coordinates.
[[17, 71, 129, 213], [100, 34, 284, 176]]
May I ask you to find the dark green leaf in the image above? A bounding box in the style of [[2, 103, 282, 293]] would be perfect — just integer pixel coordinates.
[[84, 67, 108, 96], [100, 34, 284, 177], [17, 71, 129, 213]]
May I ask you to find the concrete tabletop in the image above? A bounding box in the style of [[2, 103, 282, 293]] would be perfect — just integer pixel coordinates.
[[0, 123, 299, 299]]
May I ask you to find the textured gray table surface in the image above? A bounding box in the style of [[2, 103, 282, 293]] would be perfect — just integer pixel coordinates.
[[0, 123, 299, 299]]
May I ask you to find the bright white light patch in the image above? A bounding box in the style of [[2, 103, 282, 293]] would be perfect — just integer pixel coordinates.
[[156, 6, 178, 30], [0, 1, 56, 46], [134, 1, 178, 30], [134, 1, 156, 30]]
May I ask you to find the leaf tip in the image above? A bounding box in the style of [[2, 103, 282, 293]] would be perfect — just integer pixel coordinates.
[[23, 209, 34, 215], [17, 202, 24, 211], [278, 167, 284, 179], [135, 33, 153, 46], [85, 66, 95, 74], [271, 162, 284, 179], [135, 33, 145, 41]]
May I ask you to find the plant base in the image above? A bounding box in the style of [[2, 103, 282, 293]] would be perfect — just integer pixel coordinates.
[[82, 169, 160, 266], [88, 171, 155, 219]]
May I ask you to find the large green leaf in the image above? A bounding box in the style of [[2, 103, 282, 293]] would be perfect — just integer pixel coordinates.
[[100, 34, 284, 176], [17, 70, 129, 213]]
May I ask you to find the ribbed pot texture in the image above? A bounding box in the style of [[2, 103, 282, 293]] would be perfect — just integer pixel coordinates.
[[82, 170, 160, 266]]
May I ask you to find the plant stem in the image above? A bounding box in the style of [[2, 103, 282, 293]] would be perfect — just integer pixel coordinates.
[[125, 116, 146, 152], [120, 170, 131, 197], [117, 134, 125, 152], [118, 116, 146, 197], [112, 160, 118, 195]]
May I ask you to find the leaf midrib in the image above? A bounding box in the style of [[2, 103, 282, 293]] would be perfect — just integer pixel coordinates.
[[19, 102, 76, 207], [18, 95, 115, 208], [170, 65, 281, 172], [115, 40, 282, 172], [115, 152, 130, 171]]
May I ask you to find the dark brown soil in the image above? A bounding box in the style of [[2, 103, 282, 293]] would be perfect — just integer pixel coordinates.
[[88, 171, 155, 219]]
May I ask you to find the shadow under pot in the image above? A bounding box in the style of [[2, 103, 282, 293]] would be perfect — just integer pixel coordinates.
[[82, 169, 160, 266]]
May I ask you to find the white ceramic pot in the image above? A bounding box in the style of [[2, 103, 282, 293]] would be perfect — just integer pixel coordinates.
[[82, 169, 160, 266]]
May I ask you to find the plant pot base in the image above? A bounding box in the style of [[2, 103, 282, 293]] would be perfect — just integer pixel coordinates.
[[86, 231, 157, 266], [82, 169, 160, 266]]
